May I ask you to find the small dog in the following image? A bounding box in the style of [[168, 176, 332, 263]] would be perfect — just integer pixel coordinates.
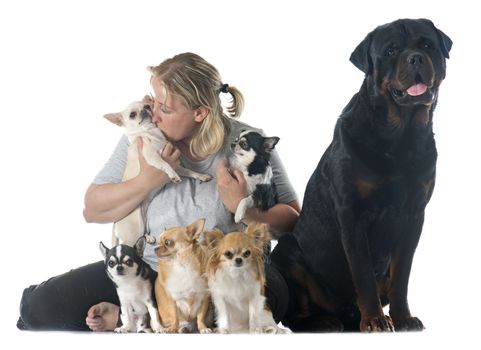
[[230, 130, 279, 224], [104, 96, 212, 246], [99, 236, 163, 333], [204, 223, 287, 333], [154, 218, 213, 333]]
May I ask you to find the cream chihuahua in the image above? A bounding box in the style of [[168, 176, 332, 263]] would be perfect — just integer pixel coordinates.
[[104, 97, 212, 246], [154, 218, 213, 333], [204, 223, 288, 334]]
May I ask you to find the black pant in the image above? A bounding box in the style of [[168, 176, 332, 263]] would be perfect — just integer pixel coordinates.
[[17, 260, 288, 331]]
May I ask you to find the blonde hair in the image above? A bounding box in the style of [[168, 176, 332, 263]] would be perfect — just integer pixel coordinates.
[[148, 53, 244, 159]]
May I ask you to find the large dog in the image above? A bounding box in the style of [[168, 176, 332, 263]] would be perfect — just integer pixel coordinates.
[[271, 18, 452, 332]]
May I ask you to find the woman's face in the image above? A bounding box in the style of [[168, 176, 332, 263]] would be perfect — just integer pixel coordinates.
[[150, 77, 204, 143]]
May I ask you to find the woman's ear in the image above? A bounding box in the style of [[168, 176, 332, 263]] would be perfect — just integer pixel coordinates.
[[194, 106, 209, 122]]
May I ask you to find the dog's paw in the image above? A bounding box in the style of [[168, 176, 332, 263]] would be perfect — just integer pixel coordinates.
[[215, 327, 229, 334], [234, 207, 245, 223], [197, 174, 213, 183], [151, 325, 166, 333], [393, 316, 425, 332], [114, 325, 132, 333], [199, 327, 213, 334], [254, 325, 279, 334], [360, 315, 394, 333], [144, 235, 156, 245], [170, 175, 182, 184]]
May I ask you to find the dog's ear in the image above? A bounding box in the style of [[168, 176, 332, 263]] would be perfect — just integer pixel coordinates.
[[350, 32, 373, 75], [103, 113, 124, 126], [134, 236, 146, 257], [263, 137, 280, 153], [203, 229, 224, 251], [99, 241, 109, 259], [245, 222, 271, 249], [142, 95, 153, 104], [186, 218, 206, 241], [421, 18, 452, 59]]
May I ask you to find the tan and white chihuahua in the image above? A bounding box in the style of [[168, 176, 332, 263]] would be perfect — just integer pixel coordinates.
[[154, 218, 213, 333], [104, 97, 212, 246], [204, 223, 288, 334]]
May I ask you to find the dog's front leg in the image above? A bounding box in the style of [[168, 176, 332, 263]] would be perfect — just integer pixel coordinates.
[[176, 166, 213, 183], [115, 305, 135, 333], [338, 210, 394, 332], [140, 137, 181, 183], [212, 296, 230, 333], [197, 295, 213, 334], [388, 218, 425, 331]]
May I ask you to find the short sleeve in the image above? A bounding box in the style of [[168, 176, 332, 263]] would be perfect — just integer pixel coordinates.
[[270, 149, 298, 204], [92, 135, 129, 185]]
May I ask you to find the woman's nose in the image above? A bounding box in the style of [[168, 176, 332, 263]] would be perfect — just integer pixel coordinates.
[[151, 106, 161, 122]]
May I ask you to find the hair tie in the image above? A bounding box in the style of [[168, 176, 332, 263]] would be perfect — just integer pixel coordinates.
[[220, 83, 229, 94]]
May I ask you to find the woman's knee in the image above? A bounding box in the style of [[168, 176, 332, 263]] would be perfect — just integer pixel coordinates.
[[18, 284, 43, 330]]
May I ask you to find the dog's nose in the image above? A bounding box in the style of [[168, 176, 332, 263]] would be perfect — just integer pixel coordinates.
[[235, 257, 243, 266], [408, 53, 424, 66], [116, 265, 124, 273]]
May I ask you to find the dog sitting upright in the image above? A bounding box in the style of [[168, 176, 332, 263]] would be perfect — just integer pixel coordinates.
[[230, 130, 279, 224], [104, 96, 212, 246], [271, 19, 452, 332], [154, 218, 213, 333], [204, 223, 287, 334], [99, 236, 163, 333]]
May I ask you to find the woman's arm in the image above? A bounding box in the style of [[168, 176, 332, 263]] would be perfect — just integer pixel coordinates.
[[83, 141, 181, 223], [215, 159, 300, 233]]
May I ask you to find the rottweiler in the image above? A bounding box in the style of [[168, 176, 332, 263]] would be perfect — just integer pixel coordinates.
[[271, 18, 452, 332]]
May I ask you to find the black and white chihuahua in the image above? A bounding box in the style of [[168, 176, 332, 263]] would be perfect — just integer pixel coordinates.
[[230, 130, 279, 225], [99, 237, 163, 333]]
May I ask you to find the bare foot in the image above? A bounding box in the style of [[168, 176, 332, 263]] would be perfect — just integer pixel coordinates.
[[85, 302, 119, 332]]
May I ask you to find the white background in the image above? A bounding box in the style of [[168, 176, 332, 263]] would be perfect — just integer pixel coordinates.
[[1, 0, 479, 349]]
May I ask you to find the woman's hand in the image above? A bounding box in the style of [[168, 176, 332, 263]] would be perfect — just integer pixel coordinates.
[[215, 159, 248, 214], [137, 139, 182, 191]]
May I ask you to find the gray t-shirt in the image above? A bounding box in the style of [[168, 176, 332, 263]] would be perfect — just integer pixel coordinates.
[[93, 119, 297, 269]]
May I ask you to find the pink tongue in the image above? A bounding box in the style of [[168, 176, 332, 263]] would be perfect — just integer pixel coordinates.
[[406, 83, 427, 96]]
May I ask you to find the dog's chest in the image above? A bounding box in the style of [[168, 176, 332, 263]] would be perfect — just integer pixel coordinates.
[[165, 262, 207, 300], [114, 276, 153, 314], [209, 268, 260, 305]]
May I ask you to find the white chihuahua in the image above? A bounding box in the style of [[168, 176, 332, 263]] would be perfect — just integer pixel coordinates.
[[104, 96, 212, 246]]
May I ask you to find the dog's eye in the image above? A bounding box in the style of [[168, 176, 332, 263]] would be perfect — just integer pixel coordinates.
[[129, 111, 137, 119], [385, 48, 396, 57], [125, 259, 133, 267], [243, 250, 251, 258], [164, 239, 173, 247], [108, 260, 115, 268], [239, 140, 249, 150], [224, 251, 234, 259], [422, 41, 432, 50]]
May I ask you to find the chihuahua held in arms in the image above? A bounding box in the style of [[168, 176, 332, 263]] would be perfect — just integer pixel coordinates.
[[99, 236, 163, 333], [104, 96, 212, 246], [230, 130, 279, 225], [154, 218, 213, 333], [204, 223, 288, 333]]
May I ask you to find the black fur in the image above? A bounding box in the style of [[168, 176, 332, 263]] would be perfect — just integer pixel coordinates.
[[271, 18, 451, 333], [231, 131, 280, 217]]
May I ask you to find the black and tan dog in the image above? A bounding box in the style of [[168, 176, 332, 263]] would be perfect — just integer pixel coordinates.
[[271, 18, 452, 332]]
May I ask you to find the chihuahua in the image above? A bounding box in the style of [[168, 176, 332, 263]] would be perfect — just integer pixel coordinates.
[[204, 223, 287, 333], [230, 130, 279, 224], [154, 218, 213, 333], [99, 236, 163, 333], [104, 97, 212, 246]]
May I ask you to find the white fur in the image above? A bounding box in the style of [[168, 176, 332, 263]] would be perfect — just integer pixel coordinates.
[[107, 253, 163, 333], [105, 100, 212, 246], [165, 260, 210, 332], [208, 265, 286, 333]]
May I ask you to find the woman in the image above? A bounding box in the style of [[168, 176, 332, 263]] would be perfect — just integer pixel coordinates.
[[17, 52, 300, 331]]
